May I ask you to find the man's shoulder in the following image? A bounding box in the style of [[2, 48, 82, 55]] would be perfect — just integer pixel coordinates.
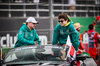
[[94, 31, 99, 35], [19, 24, 27, 32], [20, 25, 25, 30], [68, 22, 74, 27], [68, 23, 76, 31]]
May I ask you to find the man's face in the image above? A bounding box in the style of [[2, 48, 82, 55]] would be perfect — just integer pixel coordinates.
[[59, 18, 68, 26], [29, 22, 36, 29]]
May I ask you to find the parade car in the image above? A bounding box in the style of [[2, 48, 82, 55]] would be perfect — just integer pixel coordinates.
[[0, 45, 97, 66]]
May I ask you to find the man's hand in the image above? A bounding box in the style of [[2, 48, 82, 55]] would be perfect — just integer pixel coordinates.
[[35, 41, 38, 45], [83, 49, 85, 52], [63, 44, 69, 47], [60, 50, 65, 60]]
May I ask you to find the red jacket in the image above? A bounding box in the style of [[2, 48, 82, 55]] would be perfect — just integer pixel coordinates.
[[87, 30, 99, 48]]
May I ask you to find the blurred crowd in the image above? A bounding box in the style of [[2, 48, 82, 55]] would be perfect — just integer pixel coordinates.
[[0, 0, 34, 3], [75, 16, 100, 65]]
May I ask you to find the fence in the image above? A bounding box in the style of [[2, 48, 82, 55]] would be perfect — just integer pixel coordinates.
[[0, 0, 100, 17]]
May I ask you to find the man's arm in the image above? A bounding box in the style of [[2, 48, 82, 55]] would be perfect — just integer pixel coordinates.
[[52, 30, 59, 45], [34, 31, 41, 45], [69, 25, 80, 51]]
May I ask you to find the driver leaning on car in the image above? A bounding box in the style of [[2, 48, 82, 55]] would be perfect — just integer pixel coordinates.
[[52, 13, 80, 51], [14, 17, 41, 48]]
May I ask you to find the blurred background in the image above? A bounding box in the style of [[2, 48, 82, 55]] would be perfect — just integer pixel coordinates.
[[0, 0, 100, 65], [0, 0, 100, 17], [0, 0, 100, 47]]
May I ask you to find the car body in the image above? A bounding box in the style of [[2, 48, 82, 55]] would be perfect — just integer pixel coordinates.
[[0, 45, 97, 66]]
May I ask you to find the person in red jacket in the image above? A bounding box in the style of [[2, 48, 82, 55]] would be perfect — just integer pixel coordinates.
[[74, 23, 85, 54], [74, 23, 85, 66], [87, 24, 100, 64]]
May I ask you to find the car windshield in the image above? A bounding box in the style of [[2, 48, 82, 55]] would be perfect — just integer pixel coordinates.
[[4, 45, 68, 63]]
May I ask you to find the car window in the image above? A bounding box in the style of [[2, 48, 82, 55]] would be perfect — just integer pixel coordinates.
[[4, 46, 68, 63]]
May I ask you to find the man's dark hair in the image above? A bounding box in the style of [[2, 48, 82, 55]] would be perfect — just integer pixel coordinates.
[[58, 13, 68, 21], [88, 24, 93, 30]]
